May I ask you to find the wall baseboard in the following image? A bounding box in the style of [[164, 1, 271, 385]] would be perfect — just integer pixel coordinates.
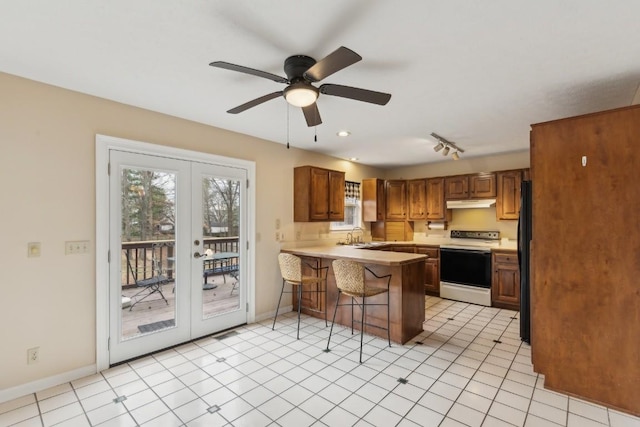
[[0, 364, 97, 405], [254, 305, 292, 323], [1, 307, 295, 404]]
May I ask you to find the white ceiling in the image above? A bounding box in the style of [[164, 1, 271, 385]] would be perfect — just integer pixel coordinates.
[[2, 1, 640, 168]]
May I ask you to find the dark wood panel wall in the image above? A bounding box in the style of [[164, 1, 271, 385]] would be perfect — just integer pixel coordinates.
[[530, 105, 640, 416]]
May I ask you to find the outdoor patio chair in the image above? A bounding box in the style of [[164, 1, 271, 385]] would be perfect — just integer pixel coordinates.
[[126, 251, 169, 311]]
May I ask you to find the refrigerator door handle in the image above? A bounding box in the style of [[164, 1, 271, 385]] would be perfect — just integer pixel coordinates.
[[517, 209, 522, 267]]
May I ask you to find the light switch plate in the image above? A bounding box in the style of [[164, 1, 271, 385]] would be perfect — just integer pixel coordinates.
[[27, 242, 41, 257], [65, 240, 90, 255]]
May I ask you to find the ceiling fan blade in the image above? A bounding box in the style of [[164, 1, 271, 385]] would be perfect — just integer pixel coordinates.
[[303, 46, 362, 82], [210, 61, 288, 84], [302, 103, 322, 127], [227, 91, 283, 114], [319, 84, 391, 105]]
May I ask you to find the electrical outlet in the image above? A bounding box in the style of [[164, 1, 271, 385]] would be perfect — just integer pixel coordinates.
[[275, 218, 281, 230], [65, 240, 90, 255], [275, 232, 280, 241], [27, 347, 39, 364], [296, 231, 301, 240]]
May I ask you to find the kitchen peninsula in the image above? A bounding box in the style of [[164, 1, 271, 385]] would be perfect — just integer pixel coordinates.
[[280, 245, 426, 344]]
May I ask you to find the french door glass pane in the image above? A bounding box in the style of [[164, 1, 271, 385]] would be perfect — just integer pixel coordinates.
[[201, 176, 241, 319], [120, 168, 177, 339]]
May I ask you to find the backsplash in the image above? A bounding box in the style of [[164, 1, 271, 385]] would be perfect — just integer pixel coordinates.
[[284, 207, 518, 249], [415, 207, 518, 240]]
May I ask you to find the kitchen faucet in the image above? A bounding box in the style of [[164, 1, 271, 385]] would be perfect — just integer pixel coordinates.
[[351, 227, 364, 244]]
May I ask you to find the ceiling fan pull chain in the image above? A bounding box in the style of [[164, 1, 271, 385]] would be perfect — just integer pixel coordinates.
[[314, 125, 317, 142], [286, 103, 290, 149]]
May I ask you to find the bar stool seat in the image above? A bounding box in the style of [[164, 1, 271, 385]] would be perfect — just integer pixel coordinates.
[[273, 253, 328, 339], [326, 259, 391, 363]]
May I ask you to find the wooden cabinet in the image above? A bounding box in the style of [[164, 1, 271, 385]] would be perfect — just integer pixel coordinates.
[[294, 166, 345, 222], [292, 257, 325, 314], [491, 250, 519, 310], [385, 180, 407, 220], [416, 246, 440, 295], [496, 169, 524, 220], [391, 245, 415, 253], [362, 178, 385, 222], [530, 105, 640, 415], [444, 175, 469, 200], [426, 177, 450, 221], [407, 179, 427, 220], [470, 173, 496, 198], [370, 221, 414, 242], [445, 173, 496, 200]]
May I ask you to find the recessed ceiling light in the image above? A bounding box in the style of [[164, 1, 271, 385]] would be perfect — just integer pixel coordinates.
[[349, 157, 358, 161], [337, 130, 351, 137]]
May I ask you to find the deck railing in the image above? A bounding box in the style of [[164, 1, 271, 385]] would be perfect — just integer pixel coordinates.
[[121, 237, 240, 286]]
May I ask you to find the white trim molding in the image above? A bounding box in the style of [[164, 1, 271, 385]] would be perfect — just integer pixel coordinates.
[[0, 365, 96, 404], [95, 134, 256, 372]]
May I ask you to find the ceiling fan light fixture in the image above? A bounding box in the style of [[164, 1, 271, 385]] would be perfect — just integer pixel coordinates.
[[284, 83, 319, 107]]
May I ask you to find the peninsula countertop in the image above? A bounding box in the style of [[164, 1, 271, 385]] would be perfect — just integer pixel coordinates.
[[281, 245, 427, 266]]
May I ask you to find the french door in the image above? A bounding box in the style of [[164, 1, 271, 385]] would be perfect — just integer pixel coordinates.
[[108, 149, 247, 364]]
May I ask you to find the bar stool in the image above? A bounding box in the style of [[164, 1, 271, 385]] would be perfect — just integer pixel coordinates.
[[326, 259, 391, 363], [273, 253, 328, 339]]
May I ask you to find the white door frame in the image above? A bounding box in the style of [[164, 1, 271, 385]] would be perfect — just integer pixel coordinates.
[[96, 134, 256, 372]]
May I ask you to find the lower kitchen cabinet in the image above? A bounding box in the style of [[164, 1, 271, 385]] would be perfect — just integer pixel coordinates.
[[491, 250, 519, 310], [417, 245, 440, 296], [292, 256, 326, 314]]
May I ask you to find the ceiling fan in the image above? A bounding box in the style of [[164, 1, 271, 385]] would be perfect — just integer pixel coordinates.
[[209, 46, 391, 127]]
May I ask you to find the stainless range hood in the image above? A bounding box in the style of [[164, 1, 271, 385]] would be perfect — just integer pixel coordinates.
[[446, 199, 496, 209]]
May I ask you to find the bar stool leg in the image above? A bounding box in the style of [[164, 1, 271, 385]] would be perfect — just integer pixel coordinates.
[[351, 297, 355, 334], [324, 280, 328, 327], [296, 284, 302, 340], [360, 295, 366, 363], [387, 291, 391, 347], [272, 279, 285, 331], [326, 290, 341, 351]]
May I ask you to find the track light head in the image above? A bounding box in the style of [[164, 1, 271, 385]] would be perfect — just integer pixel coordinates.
[[452, 151, 460, 160], [443, 146, 450, 156], [433, 142, 444, 152]]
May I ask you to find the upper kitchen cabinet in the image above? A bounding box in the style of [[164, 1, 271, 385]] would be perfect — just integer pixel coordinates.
[[426, 177, 450, 221], [496, 169, 524, 220], [362, 178, 385, 222], [445, 173, 496, 200], [444, 175, 469, 199], [385, 180, 407, 220], [294, 166, 345, 222], [407, 179, 427, 220], [470, 173, 497, 198]]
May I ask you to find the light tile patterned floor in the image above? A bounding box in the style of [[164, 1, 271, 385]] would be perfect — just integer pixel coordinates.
[[1, 297, 639, 426]]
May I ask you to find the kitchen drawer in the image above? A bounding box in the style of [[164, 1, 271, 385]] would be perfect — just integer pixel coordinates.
[[493, 251, 517, 265], [416, 246, 439, 259], [392, 245, 415, 253]]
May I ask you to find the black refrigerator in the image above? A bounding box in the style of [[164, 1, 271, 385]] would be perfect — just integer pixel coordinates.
[[518, 180, 532, 343]]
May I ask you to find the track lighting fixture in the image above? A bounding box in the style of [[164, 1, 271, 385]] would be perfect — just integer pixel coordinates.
[[430, 132, 465, 160]]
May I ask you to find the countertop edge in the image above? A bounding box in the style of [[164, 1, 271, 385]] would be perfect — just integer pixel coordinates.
[[281, 246, 427, 266]]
